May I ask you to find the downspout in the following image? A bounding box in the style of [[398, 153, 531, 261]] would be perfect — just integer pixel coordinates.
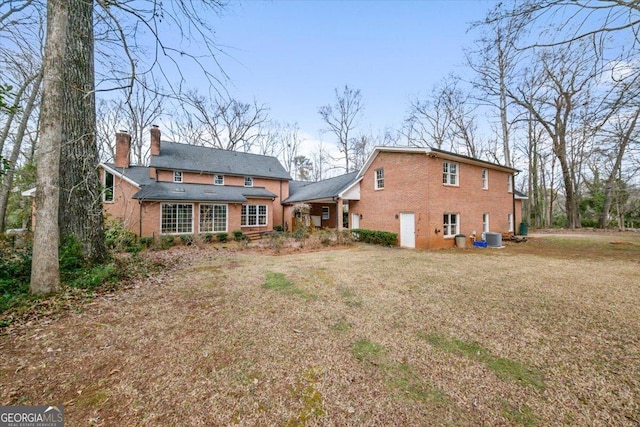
[[512, 171, 518, 235], [280, 180, 284, 228], [139, 198, 143, 237]]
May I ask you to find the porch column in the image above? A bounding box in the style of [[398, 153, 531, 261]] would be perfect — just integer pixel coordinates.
[[336, 198, 344, 231]]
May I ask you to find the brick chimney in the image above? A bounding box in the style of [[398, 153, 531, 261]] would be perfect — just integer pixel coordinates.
[[114, 130, 131, 168], [150, 125, 161, 156]]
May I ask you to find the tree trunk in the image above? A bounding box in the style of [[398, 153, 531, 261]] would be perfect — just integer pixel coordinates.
[[57, 0, 106, 263], [0, 70, 42, 232], [31, 0, 66, 295]]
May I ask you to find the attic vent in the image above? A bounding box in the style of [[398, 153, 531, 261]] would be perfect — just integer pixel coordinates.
[[172, 188, 185, 193], [204, 190, 217, 194]]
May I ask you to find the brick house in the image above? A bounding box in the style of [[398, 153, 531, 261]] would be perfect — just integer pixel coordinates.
[[344, 146, 523, 249], [101, 127, 291, 237], [92, 129, 523, 248]]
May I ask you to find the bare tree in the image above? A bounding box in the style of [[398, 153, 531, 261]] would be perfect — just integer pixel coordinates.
[[175, 91, 269, 151], [506, 41, 602, 228], [319, 85, 364, 173]]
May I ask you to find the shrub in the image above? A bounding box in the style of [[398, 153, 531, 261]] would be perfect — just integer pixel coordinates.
[[273, 225, 284, 232], [201, 233, 214, 243], [351, 229, 397, 247], [59, 236, 86, 272], [139, 236, 154, 248], [216, 232, 228, 243], [232, 230, 245, 241], [179, 234, 195, 245], [104, 220, 137, 251], [159, 235, 175, 250]]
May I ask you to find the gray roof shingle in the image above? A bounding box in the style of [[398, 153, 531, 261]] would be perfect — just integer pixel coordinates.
[[284, 172, 358, 203], [103, 163, 153, 187], [132, 182, 276, 202], [149, 141, 291, 180]]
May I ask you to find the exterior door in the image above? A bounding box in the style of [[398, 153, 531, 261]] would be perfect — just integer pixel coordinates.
[[399, 212, 415, 248], [351, 213, 360, 229]]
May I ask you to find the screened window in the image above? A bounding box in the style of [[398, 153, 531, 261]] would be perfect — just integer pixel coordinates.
[[443, 213, 459, 237], [104, 171, 114, 202], [173, 171, 183, 183], [200, 204, 227, 233], [375, 168, 384, 190], [443, 162, 458, 186], [241, 204, 267, 226], [322, 206, 330, 220], [161, 203, 193, 234], [214, 175, 224, 185], [244, 176, 253, 187], [482, 169, 488, 189], [483, 213, 490, 233]]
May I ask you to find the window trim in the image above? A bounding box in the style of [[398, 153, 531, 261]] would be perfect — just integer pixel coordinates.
[[241, 204, 268, 227], [214, 174, 224, 186], [443, 161, 459, 186], [507, 174, 513, 193], [199, 203, 228, 233], [103, 170, 114, 202], [160, 203, 194, 235], [322, 206, 330, 220], [173, 170, 183, 183], [443, 213, 460, 238], [374, 168, 384, 190], [482, 169, 488, 190], [244, 176, 253, 187], [508, 212, 514, 232], [483, 212, 490, 233]]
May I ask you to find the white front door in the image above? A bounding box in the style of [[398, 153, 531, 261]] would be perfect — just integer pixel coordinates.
[[399, 212, 415, 248], [351, 213, 360, 229]]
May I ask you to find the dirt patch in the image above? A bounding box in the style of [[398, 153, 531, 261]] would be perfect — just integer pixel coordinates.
[[1, 238, 639, 425]]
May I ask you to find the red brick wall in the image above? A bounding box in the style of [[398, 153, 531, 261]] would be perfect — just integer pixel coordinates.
[[102, 169, 142, 234], [349, 151, 516, 249]]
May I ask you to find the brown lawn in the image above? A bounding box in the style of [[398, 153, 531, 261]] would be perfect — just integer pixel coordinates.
[[1, 232, 639, 426]]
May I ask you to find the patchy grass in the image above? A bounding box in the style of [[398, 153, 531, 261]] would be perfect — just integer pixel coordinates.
[[262, 271, 316, 300], [1, 234, 639, 426], [424, 333, 545, 390]]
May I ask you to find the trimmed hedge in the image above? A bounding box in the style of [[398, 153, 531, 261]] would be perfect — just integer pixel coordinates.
[[351, 229, 398, 247]]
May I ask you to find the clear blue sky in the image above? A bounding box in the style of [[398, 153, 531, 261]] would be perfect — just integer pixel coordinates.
[[209, 0, 498, 145]]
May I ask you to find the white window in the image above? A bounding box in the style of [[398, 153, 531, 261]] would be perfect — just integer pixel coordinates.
[[244, 176, 253, 187], [241, 204, 267, 226], [173, 171, 183, 183], [482, 169, 488, 190], [103, 171, 114, 202], [483, 213, 490, 233], [508, 212, 514, 232], [161, 203, 193, 234], [214, 175, 224, 185], [322, 206, 330, 220], [200, 204, 227, 233], [375, 168, 384, 190], [443, 161, 458, 186], [443, 213, 459, 237], [507, 175, 513, 193]]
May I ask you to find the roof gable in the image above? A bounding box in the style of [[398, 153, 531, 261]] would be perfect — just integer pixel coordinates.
[[284, 172, 359, 203], [150, 142, 291, 180]]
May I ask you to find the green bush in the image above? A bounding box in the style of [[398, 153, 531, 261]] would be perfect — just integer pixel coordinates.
[[104, 220, 137, 251], [273, 225, 284, 232], [139, 236, 154, 248], [179, 234, 195, 245], [59, 236, 86, 272], [216, 232, 228, 243], [232, 230, 245, 241], [201, 233, 214, 243], [159, 235, 175, 249], [351, 229, 397, 247], [67, 262, 120, 290]]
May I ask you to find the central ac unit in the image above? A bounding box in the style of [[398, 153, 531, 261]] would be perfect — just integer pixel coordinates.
[[485, 232, 502, 247]]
